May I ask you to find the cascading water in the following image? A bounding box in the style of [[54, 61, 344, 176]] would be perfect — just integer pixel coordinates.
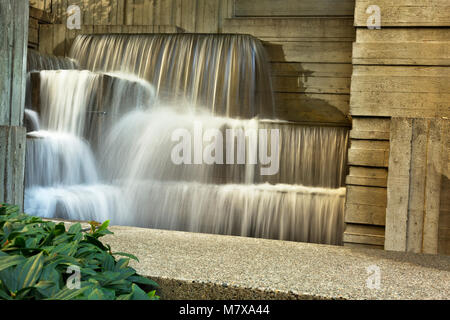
[[24, 109, 40, 132], [27, 49, 78, 72], [24, 33, 348, 245], [69, 34, 274, 119], [25, 131, 98, 188]]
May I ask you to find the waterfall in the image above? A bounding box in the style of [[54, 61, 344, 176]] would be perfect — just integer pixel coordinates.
[[125, 181, 345, 244], [24, 33, 349, 245], [25, 185, 126, 223], [27, 49, 78, 72], [37, 70, 155, 145], [69, 34, 275, 119], [25, 131, 98, 188], [39, 70, 100, 136], [24, 109, 40, 132], [100, 108, 348, 188]]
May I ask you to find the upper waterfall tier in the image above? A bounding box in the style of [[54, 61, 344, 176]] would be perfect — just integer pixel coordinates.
[[27, 49, 79, 72], [69, 34, 275, 119], [37, 70, 155, 144]]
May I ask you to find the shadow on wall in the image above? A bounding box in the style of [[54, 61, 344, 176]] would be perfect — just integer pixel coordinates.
[[265, 43, 351, 125]]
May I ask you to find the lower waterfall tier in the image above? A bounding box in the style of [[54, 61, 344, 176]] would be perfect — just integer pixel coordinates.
[[25, 182, 345, 245]]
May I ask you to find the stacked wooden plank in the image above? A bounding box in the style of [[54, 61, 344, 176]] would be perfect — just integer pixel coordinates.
[[344, 0, 450, 252]]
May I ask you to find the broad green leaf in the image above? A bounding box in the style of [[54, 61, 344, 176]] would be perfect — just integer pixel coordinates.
[[68, 223, 82, 234], [0, 267, 18, 292], [54, 224, 66, 236], [15, 288, 33, 300], [96, 221, 110, 233], [102, 254, 115, 271], [0, 288, 12, 300], [117, 293, 132, 300], [25, 237, 39, 249], [127, 275, 159, 288], [129, 284, 150, 300], [38, 266, 61, 297], [0, 255, 26, 272], [80, 268, 97, 276], [47, 286, 89, 300], [112, 252, 139, 262], [16, 252, 44, 290], [11, 236, 26, 248], [34, 280, 55, 289], [147, 290, 159, 300], [87, 288, 107, 300], [83, 235, 108, 251], [52, 242, 78, 257], [0, 206, 159, 301], [114, 258, 130, 271]]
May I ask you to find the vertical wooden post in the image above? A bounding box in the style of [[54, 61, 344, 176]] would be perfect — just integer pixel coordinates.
[[0, 0, 29, 209]]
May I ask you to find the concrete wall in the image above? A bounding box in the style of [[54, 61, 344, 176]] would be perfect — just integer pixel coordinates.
[[32, 0, 355, 125], [385, 118, 448, 255], [0, 0, 29, 209], [344, 0, 450, 254]]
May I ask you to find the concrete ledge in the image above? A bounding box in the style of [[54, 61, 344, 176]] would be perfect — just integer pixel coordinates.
[[97, 225, 450, 300]]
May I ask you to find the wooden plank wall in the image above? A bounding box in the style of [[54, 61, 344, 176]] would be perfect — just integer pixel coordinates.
[[344, 0, 450, 253], [35, 0, 355, 125]]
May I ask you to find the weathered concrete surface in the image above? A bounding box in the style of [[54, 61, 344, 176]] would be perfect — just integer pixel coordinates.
[[101, 225, 450, 300], [0, 0, 28, 210], [386, 118, 448, 255], [0, 126, 26, 207], [345, 0, 450, 250]]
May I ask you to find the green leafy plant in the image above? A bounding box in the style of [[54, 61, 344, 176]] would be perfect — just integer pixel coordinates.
[[0, 203, 159, 300]]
